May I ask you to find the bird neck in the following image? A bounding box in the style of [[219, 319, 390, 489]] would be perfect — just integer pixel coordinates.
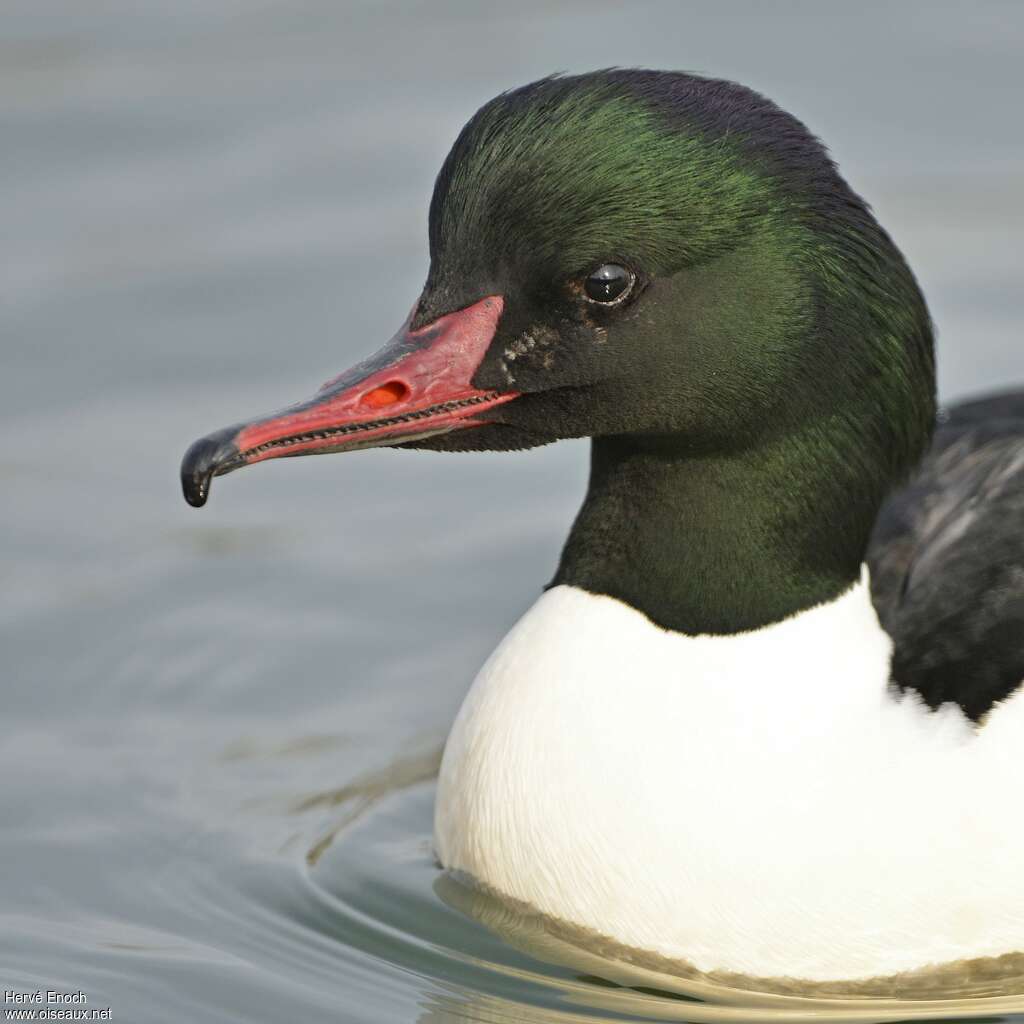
[[551, 432, 876, 635]]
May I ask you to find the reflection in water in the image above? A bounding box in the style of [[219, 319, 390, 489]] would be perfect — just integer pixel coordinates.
[[296, 744, 444, 865], [300, 774, 1024, 1024], [437, 874, 1024, 1003]]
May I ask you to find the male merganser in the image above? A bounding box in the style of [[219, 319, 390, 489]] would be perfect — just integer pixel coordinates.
[[180, 71, 1024, 987]]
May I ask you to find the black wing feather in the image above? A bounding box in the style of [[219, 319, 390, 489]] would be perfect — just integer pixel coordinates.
[[868, 388, 1024, 721]]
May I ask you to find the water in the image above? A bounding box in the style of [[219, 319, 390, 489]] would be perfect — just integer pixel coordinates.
[[2, 2, 1023, 1021]]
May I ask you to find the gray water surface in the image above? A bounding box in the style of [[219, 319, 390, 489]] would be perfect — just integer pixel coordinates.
[[3, 2, 1023, 1021]]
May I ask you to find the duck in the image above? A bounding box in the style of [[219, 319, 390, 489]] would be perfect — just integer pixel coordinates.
[[180, 70, 1024, 987]]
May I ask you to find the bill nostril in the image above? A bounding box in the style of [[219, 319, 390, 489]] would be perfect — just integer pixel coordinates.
[[360, 380, 411, 408]]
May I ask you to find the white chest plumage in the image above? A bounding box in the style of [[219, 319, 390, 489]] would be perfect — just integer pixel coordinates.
[[434, 570, 1024, 982]]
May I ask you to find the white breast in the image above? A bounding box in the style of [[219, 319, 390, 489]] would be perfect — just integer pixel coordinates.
[[434, 570, 1024, 982]]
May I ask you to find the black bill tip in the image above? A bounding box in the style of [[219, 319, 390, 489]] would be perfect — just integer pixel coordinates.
[[180, 429, 242, 508]]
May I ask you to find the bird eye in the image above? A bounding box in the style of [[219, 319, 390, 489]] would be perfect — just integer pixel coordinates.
[[583, 264, 634, 304]]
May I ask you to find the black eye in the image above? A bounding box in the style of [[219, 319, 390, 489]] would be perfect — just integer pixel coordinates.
[[584, 263, 633, 304]]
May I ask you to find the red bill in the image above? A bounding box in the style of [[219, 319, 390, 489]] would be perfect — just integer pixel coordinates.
[[181, 295, 516, 507]]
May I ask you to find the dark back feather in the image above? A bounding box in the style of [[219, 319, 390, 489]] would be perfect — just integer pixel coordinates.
[[869, 388, 1024, 721]]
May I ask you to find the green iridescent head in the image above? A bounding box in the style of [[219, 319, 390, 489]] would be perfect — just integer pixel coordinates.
[[180, 69, 938, 632], [415, 70, 934, 483]]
